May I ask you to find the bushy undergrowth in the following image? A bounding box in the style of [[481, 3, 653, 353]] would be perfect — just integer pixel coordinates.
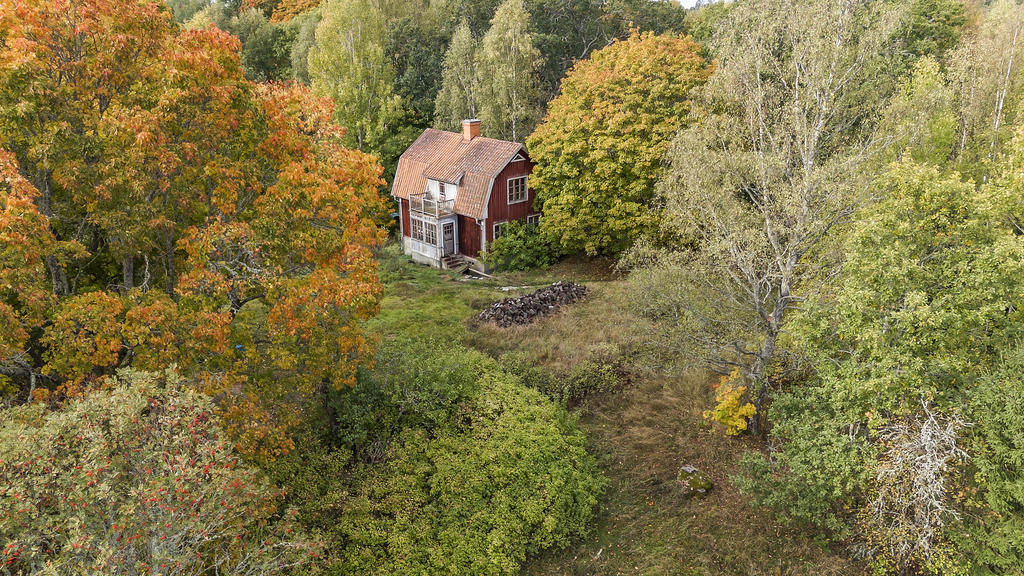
[[0, 370, 320, 575], [332, 338, 489, 455], [296, 339, 606, 574], [336, 370, 604, 575], [483, 221, 559, 271], [500, 350, 623, 406], [957, 345, 1024, 572]]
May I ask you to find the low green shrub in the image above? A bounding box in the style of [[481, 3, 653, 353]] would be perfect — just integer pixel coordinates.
[[333, 337, 492, 454], [733, 385, 873, 537], [335, 369, 605, 575], [500, 351, 623, 406], [564, 359, 621, 403], [482, 221, 559, 271]]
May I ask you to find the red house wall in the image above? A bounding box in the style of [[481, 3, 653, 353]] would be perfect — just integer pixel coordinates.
[[485, 156, 536, 244], [399, 151, 536, 258], [400, 198, 410, 237], [458, 214, 481, 257]]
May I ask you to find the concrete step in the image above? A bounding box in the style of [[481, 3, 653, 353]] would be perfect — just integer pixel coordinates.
[[442, 254, 469, 272]]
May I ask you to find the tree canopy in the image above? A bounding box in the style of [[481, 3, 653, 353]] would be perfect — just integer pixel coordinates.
[[0, 369, 321, 574], [475, 0, 543, 142], [0, 0, 387, 460], [528, 31, 711, 256]]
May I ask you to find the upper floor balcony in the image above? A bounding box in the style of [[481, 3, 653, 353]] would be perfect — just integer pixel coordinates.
[[410, 192, 454, 219]]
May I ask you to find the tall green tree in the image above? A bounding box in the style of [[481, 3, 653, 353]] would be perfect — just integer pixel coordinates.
[[901, 0, 966, 59], [476, 0, 542, 141], [947, 0, 1024, 173], [742, 159, 1024, 574], [877, 56, 959, 165], [183, 3, 300, 82], [630, 0, 907, 434], [602, 0, 689, 37], [386, 16, 448, 123], [528, 32, 710, 256], [524, 0, 610, 97], [446, 0, 503, 36], [289, 8, 321, 83], [309, 0, 401, 150], [433, 19, 481, 131]]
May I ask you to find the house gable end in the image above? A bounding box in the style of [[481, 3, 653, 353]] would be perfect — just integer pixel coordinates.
[[483, 146, 537, 245]]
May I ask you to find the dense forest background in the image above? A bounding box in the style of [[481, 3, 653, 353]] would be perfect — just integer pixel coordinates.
[[162, 0, 694, 173]]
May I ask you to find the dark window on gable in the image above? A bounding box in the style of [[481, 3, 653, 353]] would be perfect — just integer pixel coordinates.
[[493, 221, 508, 239]]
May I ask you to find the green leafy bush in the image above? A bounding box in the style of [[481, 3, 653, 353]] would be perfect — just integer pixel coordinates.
[[735, 386, 874, 537], [336, 369, 605, 575], [334, 337, 491, 454], [483, 220, 558, 271], [958, 346, 1024, 572], [564, 359, 620, 403], [500, 351, 623, 405], [0, 369, 320, 575]]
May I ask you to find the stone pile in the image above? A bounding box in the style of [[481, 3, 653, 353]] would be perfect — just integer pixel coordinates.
[[478, 281, 588, 327]]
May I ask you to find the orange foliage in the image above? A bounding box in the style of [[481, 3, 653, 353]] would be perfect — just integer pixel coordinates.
[[0, 152, 55, 366], [0, 0, 386, 461], [268, 0, 321, 23]]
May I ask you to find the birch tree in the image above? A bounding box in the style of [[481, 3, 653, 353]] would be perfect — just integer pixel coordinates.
[[433, 20, 481, 131], [309, 0, 400, 150], [476, 0, 542, 141], [630, 0, 905, 435], [947, 0, 1024, 172]]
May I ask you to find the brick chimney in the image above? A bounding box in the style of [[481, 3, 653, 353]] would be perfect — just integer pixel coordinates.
[[462, 119, 481, 141]]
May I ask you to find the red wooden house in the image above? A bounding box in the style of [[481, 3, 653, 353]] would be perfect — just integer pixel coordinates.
[[391, 119, 539, 271]]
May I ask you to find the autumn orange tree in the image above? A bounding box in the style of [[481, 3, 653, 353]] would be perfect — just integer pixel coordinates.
[[527, 31, 711, 256], [0, 0, 386, 460]]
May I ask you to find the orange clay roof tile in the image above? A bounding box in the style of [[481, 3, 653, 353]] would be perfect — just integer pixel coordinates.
[[391, 128, 524, 220]]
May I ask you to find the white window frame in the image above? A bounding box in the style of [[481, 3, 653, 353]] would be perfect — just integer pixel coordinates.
[[507, 176, 528, 205], [411, 218, 423, 241], [411, 216, 438, 245], [493, 221, 508, 239], [526, 214, 540, 228], [424, 220, 437, 245]]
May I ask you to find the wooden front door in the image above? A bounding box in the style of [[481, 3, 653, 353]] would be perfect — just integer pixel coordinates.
[[442, 222, 456, 255]]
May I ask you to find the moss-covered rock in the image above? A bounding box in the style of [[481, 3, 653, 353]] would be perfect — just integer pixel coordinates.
[[678, 464, 713, 497]]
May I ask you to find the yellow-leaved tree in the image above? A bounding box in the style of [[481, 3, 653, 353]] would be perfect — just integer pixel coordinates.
[[528, 31, 712, 256]]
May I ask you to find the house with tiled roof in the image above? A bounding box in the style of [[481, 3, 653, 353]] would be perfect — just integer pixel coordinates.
[[391, 119, 538, 271]]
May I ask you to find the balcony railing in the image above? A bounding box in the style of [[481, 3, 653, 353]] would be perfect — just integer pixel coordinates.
[[410, 193, 454, 218]]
